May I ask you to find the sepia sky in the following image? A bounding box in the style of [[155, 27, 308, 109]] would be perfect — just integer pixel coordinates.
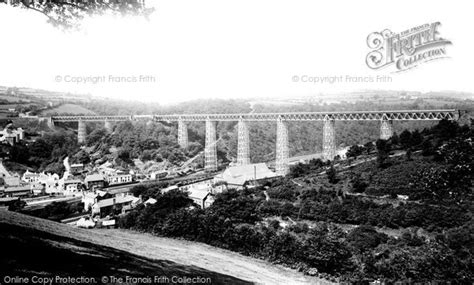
[[0, 0, 473, 104]]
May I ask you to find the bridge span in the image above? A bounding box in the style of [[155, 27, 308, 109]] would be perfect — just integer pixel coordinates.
[[44, 109, 458, 176]]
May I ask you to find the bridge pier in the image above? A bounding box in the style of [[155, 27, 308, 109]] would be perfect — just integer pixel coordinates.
[[205, 119, 217, 172], [47, 117, 55, 129], [78, 119, 86, 145], [104, 120, 113, 134], [322, 118, 336, 161], [237, 119, 250, 165], [380, 119, 393, 140], [178, 119, 188, 149], [275, 118, 289, 176]]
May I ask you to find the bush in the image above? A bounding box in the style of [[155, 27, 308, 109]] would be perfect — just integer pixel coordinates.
[[347, 225, 388, 253]]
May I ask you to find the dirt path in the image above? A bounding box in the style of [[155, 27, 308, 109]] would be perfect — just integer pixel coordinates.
[[0, 211, 334, 285]]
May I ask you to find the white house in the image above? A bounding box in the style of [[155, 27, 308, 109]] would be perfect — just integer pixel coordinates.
[[81, 190, 111, 212], [179, 178, 227, 194], [107, 173, 133, 185], [21, 170, 40, 183], [38, 172, 62, 194], [4, 174, 21, 187], [0, 125, 24, 145]]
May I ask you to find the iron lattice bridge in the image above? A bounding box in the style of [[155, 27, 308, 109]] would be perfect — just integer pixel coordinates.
[[50, 109, 458, 122]]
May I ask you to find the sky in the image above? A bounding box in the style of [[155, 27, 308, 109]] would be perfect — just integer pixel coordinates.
[[0, 0, 473, 104]]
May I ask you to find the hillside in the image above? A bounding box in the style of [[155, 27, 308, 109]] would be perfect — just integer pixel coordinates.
[[118, 120, 473, 283], [0, 211, 331, 285], [40, 103, 96, 116]]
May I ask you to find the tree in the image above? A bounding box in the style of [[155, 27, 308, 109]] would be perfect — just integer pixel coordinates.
[[8, 199, 26, 211], [6, 0, 154, 29], [347, 225, 388, 253], [364, 141, 375, 154], [411, 130, 423, 147], [74, 150, 90, 165], [390, 132, 400, 146], [86, 128, 107, 146], [352, 175, 368, 193], [346, 145, 365, 159], [116, 148, 132, 164], [326, 165, 338, 184], [421, 140, 434, 156], [400, 130, 412, 148], [376, 139, 391, 168]]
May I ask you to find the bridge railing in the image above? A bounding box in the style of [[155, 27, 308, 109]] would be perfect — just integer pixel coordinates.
[[49, 109, 458, 122]]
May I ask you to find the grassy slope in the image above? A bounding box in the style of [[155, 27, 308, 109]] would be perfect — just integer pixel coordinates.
[[40, 103, 96, 115], [0, 211, 332, 285]]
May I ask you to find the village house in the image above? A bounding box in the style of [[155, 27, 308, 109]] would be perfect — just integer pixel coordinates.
[[38, 172, 62, 194], [143, 197, 157, 206], [161, 185, 179, 193], [81, 190, 113, 212], [106, 172, 133, 185], [21, 170, 40, 183], [4, 174, 21, 187], [214, 163, 280, 190], [150, 170, 168, 180], [30, 183, 44, 195], [0, 125, 24, 146], [186, 184, 215, 209], [98, 166, 117, 177], [1, 185, 30, 197], [63, 178, 83, 195], [84, 174, 105, 190], [70, 163, 84, 174], [179, 177, 227, 194], [91, 195, 140, 218]]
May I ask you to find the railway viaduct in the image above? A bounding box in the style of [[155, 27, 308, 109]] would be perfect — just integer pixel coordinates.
[[43, 110, 459, 175]]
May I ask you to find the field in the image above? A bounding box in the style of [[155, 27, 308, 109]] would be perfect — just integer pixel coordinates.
[[0, 211, 332, 285], [40, 103, 96, 115]]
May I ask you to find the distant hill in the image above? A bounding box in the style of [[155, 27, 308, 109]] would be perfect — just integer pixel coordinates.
[[40, 103, 96, 116]]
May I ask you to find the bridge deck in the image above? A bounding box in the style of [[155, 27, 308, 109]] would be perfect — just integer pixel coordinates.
[[50, 109, 458, 122]]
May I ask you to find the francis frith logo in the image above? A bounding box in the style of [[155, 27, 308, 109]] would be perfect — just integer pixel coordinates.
[[366, 22, 451, 72]]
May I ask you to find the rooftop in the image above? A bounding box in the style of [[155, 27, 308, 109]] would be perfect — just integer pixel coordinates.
[[96, 195, 138, 208], [219, 163, 280, 186], [64, 179, 82, 184], [188, 187, 211, 200], [85, 174, 104, 183]]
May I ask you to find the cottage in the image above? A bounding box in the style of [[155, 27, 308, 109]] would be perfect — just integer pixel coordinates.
[[179, 178, 227, 194], [98, 166, 118, 177], [4, 175, 21, 187], [187, 185, 214, 209], [107, 173, 133, 185], [0, 126, 24, 145], [81, 190, 113, 212], [161, 185, 179, 193], [91, 195, 140, 218], [38, 173, 61, 194], [84, 174, 105, 190], [30, 183, 44, 196], [21, 170, 40, 183], [63, 179, 83, 194], [70, 163, 84, 174], [143, 197, 157, 206], [2, 185, 31, 197]]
